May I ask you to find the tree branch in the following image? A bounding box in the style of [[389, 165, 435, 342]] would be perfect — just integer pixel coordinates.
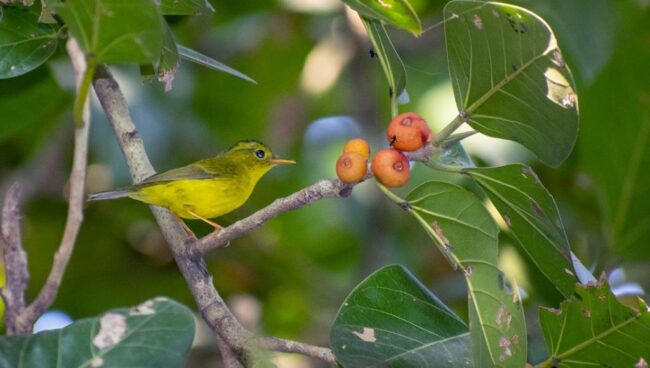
[[197, 178, 357, 253], [91, 64, 337, 365], [17, 37, 92, 330], [0, 183, 29, 335]]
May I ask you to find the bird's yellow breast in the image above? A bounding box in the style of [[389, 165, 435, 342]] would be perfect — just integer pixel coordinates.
[[131, 177, 253, 219]]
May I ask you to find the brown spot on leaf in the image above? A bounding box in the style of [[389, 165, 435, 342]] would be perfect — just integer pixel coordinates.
[[464, 266, 473, 277], [582, 308, 591, 318], [496, 306, 512, 329], [352, 327, 376, 342], [431, 221, 450, 246], [93, 313, 127, 350], [503, 214, 512, 227], [499, 336, 513, 361], [530, 200, 545, 218]]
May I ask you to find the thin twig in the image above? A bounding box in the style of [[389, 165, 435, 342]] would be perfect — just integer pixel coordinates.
[[17, 38, 92, 330], [197, 178, 357, 253], [263, 336, 337, 363], [0, 183, 29, 335]]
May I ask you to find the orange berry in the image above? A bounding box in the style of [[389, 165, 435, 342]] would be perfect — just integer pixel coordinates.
[[386, 112, 433, 150], [343, 138, 371, 159], [371, 148, 410, 188], [336, 152, 368, 184]]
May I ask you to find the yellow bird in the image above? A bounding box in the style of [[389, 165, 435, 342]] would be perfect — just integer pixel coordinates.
[[88, 140, 295, 231]]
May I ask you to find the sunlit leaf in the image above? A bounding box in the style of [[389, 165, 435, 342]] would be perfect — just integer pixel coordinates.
[[0, 298, 194, 368], [444, 0, 579, 167], [343, 0, 421, 36], [406, 181, 526, 367], [0, 7, 58, 79], [330, 264, 471, 367], [538, 277, 650, 367], [361, 17, 407, 102], [158, 0, 214, 15], [177, 44, 256, 84], [464, 164, 577, 297], [56, 0, 164, 64]]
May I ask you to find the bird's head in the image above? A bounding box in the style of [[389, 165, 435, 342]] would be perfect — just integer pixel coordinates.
[[223, 140, 295, 177]]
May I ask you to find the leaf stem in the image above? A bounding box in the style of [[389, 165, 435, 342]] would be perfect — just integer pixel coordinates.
[[375, 183, 407, 207], [418, 158, 464, 174], [442, 130, 477, 147], [434, 113, 465, 146], [73, 56, 96, 126]]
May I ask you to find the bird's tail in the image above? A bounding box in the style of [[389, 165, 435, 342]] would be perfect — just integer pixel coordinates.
[[87, 189, 132, 201]]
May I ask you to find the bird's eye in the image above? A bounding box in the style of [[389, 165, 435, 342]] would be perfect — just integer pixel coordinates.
[[255, 150, 265, 159]]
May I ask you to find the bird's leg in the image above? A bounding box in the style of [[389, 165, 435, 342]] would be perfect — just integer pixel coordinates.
[[184, 207, 223, 233]]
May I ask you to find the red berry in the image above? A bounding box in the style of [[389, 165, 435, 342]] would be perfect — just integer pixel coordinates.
[[371, 148, 410, 188]]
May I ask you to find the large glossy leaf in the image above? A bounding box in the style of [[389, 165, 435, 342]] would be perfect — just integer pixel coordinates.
[[0, 7, 58, 79], [406, 182, 526, 367], [579, 19, 650, 260], [0, 297, 194, 368], [159, 0, 214, 15], [330, 264, 471, 367], [444, 1, 578, 167], [464, 164, 577, 297], [177, 44, 256, 84], [538, 277, 650, 367], [55, 0, 164, 64], [361, 17, 407, 103], [342, 0, 421, 36]]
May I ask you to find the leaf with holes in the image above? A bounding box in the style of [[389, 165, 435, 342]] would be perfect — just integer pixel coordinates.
[[55, 0, 164, 64], [361, 17, 407, 102], [159, 0, 214, 15], [406, 181, 526, 367], [342, 0, 421, 36], [538, 277, 650, 367], [0, 7, 58, 79], [0, 297, 194, 368], [330, 264, 471, 367], [464, 164, 577, 297], [444, 1, 578, 167]]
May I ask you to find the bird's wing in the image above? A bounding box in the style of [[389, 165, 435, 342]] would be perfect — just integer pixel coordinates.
[[140, 163, 219, 184]]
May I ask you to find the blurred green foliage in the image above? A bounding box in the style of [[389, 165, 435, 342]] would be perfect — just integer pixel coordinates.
[[0, 0, 649, 365]]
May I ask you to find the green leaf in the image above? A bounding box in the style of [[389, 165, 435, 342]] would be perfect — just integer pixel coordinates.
[[538, 278, 650, 367], [0, 67, 70, 141], [342, 0, 421, 36], [440, 141, 474, 168], [464, 164, 577, 297], [361, 17, 407, 102], [0, 297, 195, 368], [330, 264, 472, 367], [444, 1, 579, 167], [177, 44, 256, 84], [159, 0, 214, 15], [406, 182, 526, 367], [579, 20, 650, 260], [55, 0, 164, 64], [0, 7, 58, 79]]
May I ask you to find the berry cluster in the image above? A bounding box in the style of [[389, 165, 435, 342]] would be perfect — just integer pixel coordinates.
[[336, 112, 434, 188]]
